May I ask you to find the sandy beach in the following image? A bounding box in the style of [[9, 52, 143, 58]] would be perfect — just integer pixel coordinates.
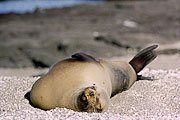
[[0, 0, 179, 119], [0, 67, 180, 119], [0, 51, 180, 119]]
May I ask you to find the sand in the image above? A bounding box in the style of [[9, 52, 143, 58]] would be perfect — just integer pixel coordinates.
[[0, 67, 180, 120]]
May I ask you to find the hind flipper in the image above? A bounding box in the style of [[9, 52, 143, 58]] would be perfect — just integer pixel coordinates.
[[129, 45, 158, 73], [137, 75, 158, 81]]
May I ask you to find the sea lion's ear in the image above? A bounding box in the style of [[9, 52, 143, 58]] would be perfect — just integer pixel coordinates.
[[72, 53, 99, 62]]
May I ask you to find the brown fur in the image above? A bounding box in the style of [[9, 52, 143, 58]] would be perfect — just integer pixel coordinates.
[[30, 45, 157, 112]]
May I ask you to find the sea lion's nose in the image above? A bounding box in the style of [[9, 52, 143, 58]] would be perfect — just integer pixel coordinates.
[[89, 91, 94, 96]]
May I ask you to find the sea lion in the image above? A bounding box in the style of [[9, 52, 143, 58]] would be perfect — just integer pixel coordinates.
[[30, 45, 158, 112]]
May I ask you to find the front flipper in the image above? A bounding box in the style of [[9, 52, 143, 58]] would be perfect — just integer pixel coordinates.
[[72, 53, 99, 62]]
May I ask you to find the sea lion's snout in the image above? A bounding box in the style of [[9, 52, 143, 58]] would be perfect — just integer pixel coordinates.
[[77, 86, 109, 113]]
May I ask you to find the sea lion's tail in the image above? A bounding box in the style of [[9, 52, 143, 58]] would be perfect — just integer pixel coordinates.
[[129, 45, 158, 73]]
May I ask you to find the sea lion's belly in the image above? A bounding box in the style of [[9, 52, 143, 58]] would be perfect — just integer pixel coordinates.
[[30, 60, 112, 110], [100, 60, 137, 97]]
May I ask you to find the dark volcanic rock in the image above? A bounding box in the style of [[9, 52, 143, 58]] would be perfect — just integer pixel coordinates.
[[0, 0, 178, 68]]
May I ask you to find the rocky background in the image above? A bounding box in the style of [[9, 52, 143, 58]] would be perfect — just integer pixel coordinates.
[[0, 0, 179, 68]]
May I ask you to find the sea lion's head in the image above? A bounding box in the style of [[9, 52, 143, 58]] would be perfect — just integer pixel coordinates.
[[76, 86, 110, 113]]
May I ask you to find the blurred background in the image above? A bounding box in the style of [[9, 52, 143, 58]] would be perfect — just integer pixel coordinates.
[[0, 0, 179, 69], [0, 0, 105, 13]]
